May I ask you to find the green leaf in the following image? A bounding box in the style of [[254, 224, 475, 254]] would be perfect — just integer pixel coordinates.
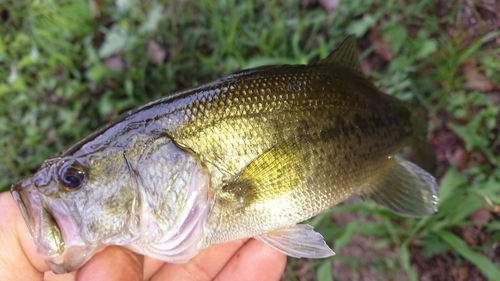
[[449, 122, 499, 166], [334, 220, 359, 251], [382, 24, 408, 54], [446, 194, 483, 226], [422, 232, 450, 258], [438, 166, 467, 206], [87, 64, 110, 82], [98, 26, 137, 58], [397, 245, 418, 281], [139, 3, 164, 34], [317, 259, 333, 281], [437, 230, 500, 280], [346, 15, 377, 37], [473, 189, 500, 206], [486, 222, 500, 232], [415, 39, 438, 59]]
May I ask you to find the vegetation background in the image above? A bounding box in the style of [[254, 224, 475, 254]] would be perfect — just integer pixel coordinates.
[[1, 0, 499, 280]]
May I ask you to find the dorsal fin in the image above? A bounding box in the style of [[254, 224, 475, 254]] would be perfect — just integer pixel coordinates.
[[315, 35, 364, 77]]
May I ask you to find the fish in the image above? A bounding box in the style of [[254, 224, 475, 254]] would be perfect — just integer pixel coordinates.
[[11, 35, 439, 274]]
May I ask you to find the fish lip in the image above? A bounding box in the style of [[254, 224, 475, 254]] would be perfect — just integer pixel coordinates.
[[11, 179, 65, 258], [11, 179, 41, 242]]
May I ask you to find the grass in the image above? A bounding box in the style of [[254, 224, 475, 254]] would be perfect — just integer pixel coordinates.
[[1, 0, 499, 280]]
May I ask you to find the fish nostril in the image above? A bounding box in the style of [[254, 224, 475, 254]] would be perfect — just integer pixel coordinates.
[[33, 168, 53, 188], [34, 177, 43, 187]]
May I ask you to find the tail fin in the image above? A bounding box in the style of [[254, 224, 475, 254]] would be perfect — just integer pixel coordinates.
[[361, 157, 438, 217], [399, 105, 437, 176], [361, 104, 439, 218]]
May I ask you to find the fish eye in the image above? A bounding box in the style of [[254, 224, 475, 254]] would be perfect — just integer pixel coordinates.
[[58, 159, 86, 191]]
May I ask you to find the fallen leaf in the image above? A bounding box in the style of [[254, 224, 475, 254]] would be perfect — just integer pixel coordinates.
[[452, 147, 469, 170], [457, 266, 469, 281], [318, 0, 341, 13], [462, 61, 495, 92], [470, 207, 492, 225], [360, 58, 372, 75], [104, 55, 123, 72], [368, 26, 393, 61], [485, 92, 500, 104], [461, 226, 480, 246], [148, 41, 166, 65]]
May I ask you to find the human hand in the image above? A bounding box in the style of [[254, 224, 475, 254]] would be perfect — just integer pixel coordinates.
[[0, 192, 287, 281]]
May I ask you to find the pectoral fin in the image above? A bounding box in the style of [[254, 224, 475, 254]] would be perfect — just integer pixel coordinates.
[[255, 224, 335, 259], [222, 141, 309, 209], [361, 158, 439, 217]]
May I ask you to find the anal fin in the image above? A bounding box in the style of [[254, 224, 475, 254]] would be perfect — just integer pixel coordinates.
[[255, 224, 335, 259], [361, 158, 439, 218]]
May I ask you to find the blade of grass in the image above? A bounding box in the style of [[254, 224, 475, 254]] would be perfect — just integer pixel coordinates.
[[396, 244, 418, 281], [333, 220, 359, 252], [437, 230, 500, 280], [317, 259, 334, 281], [438, 166, 467, 206]]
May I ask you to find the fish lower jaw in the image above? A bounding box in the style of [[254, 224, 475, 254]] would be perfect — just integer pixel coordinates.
[[41, 201, 104, 273], [11, 182, 100, 273], [45, 243, 106, 274]]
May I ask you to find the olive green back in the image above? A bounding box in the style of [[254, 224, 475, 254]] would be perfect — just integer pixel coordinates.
[[160, 65, 412, 181]]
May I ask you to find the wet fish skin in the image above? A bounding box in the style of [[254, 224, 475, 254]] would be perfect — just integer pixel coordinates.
[[11, 35, 438, 273]]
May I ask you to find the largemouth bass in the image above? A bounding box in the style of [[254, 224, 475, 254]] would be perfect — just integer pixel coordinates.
[[11, 35, 438, 274]]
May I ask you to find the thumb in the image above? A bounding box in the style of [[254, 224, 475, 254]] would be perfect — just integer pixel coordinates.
[[0, 192, 51, 281]]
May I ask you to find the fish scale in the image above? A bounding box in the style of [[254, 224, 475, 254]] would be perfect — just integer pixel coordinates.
[[166, 70, 400, 177]]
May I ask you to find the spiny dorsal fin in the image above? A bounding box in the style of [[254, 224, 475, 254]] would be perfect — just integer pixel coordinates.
[[315, 35, 364, 77]]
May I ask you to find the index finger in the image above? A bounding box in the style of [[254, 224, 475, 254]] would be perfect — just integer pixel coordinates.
[[76, 246, 143, 281]]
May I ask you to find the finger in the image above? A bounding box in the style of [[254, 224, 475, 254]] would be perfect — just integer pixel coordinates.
[[150, 239, 248, 281], [215, 239, 287, 281], [77, 246, 143, 281], [0, 192, 50, 280], [143, 257, 164, 279]]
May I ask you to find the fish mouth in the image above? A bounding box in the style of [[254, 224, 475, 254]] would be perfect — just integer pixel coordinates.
[[11, 179, 102, 273], [11, 179, 65, 258]]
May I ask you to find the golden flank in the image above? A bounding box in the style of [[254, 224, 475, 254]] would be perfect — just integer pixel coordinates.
[[11, 35, 438, 274]]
